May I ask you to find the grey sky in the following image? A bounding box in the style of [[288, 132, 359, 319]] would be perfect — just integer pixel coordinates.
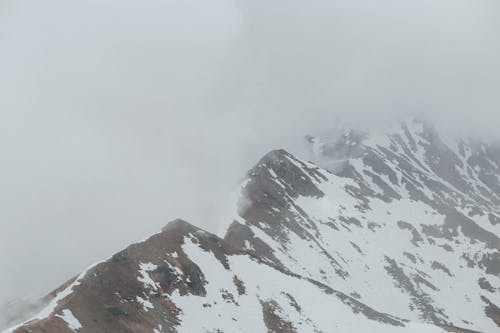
[[1, 0, 500, 310]]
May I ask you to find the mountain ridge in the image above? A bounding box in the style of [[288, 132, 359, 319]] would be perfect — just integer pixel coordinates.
[[4, 119, 500, 333]]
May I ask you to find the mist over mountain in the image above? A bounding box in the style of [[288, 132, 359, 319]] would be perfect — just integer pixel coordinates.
[[1, 0, 500, 331]]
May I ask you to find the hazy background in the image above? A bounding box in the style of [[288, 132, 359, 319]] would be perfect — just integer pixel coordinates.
[[1, 0, 500, 315]]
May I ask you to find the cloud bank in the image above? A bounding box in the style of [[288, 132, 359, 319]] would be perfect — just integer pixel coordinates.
[[1, 0, 500, 314]]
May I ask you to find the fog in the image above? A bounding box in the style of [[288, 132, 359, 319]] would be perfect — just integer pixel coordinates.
[[1, 0, 500, 313]]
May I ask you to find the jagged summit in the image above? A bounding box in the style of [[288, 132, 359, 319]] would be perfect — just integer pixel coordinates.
[[308, 118, 500, 211], [4, 120, 499, 333]]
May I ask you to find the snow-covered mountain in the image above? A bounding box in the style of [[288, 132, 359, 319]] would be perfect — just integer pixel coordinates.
[[4, 119, 500, 333]]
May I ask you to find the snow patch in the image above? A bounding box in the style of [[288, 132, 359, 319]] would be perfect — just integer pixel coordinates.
[[56, 309, 82, 332], [138, 262, 159, 291], [136, 296, 154, 311]]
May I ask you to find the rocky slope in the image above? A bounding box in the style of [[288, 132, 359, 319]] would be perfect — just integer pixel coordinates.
[[4, 119, 500, 333]]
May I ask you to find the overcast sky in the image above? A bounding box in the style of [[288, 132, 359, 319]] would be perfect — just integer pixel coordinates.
[[1, 0, 500, 309]]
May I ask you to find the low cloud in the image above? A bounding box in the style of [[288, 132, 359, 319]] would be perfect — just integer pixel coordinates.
[[1, 0, 500, 314]]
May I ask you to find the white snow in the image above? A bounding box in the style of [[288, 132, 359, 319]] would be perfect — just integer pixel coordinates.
[[136, 296, 154, 311], [56, 309, 82, 332], [169, 237, 448, 333], [138, 262, 159, 291]]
